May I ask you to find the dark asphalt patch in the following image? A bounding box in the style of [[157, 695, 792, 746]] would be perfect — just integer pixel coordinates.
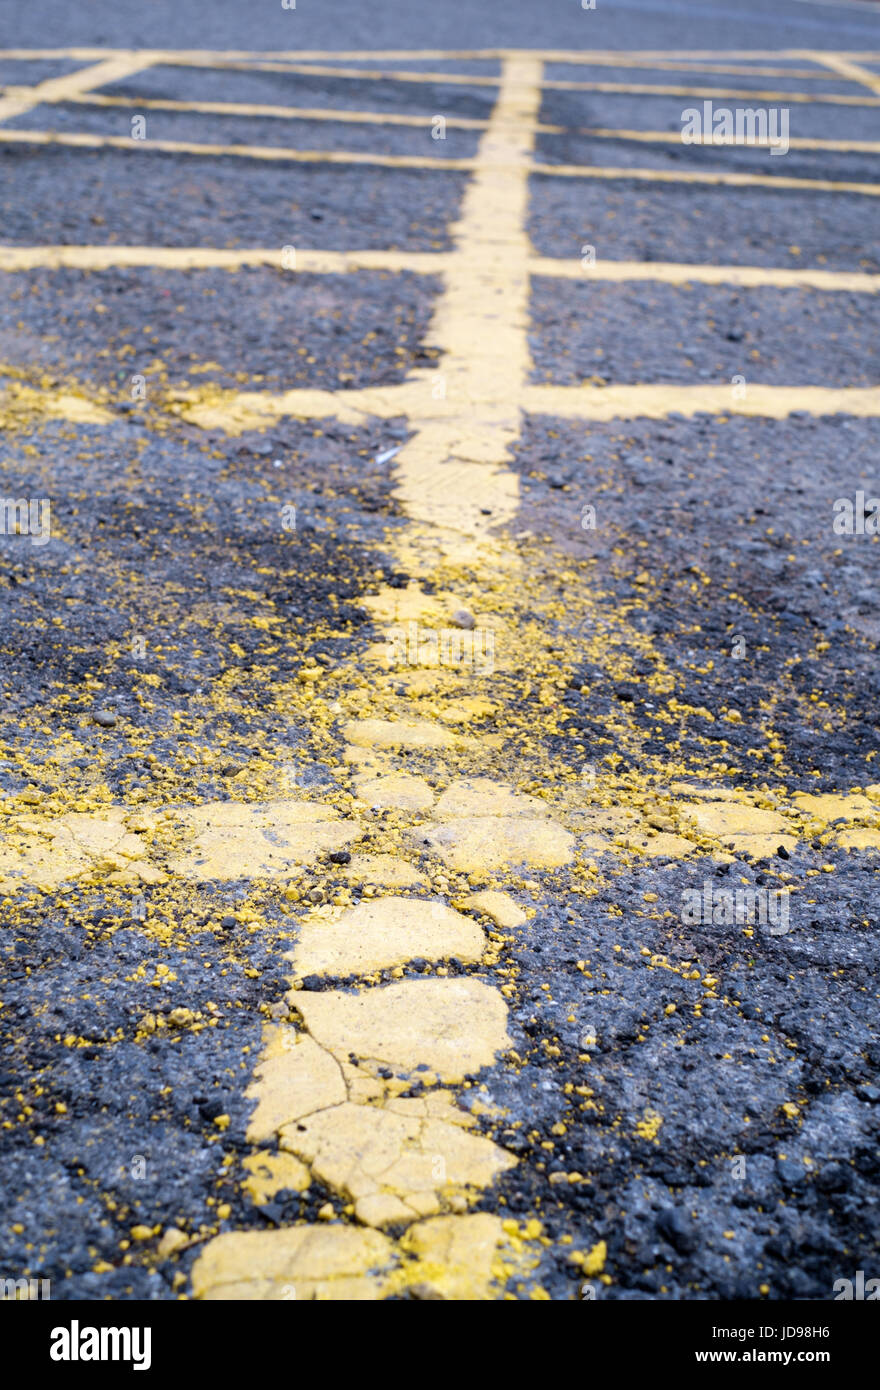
[[512, 412, 880, 792], [0, 267, 441, 394], [0, 58, 85, 84], [0, 146, 468, 250], [0, 412, 408, 793], [529, 278, 880, 387], [528, 175, 880, 271], [472, 836, 879, 1300]]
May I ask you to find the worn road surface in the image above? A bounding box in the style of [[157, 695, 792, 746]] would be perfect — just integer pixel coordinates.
[[1, 0, 879, 1302]]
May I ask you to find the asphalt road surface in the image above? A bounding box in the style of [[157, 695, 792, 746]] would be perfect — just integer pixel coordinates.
[[1, 0, 879, 1306]]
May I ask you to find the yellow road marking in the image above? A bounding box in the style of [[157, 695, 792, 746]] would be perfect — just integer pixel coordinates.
[[43, 95, 880, 157], [0, 55, 153, 124], [807, 52, 880, 96], [389, 55, 543, 543], [531, 160, 880, 197], [0, 127, 476, 171], [0, 244, 451, 275], [5, 128, 878, 199], [523, 383, 880, 420], [60, 92, 491, 129], [529, 257, 880, 292], [153, 57, 880, 106], [3, 243, 877, 295], [568, 126, 880, 155], [541, 79, 880, 103]]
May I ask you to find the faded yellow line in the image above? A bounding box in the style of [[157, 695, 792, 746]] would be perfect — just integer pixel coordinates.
[[387, 54, 544, 548], [167, 383, 415, 433], [0, 244, 451, 275], [0, 128, 476, 172], [162, 58, 880, 107], [529, 256, 880, 293], [530, 57, 844, 78], [5, 127, 877, 196], [62, 92, 491, 131], [56, 97, 880, 155], [0, 54, 154, 124], [541, 79, 880, 105], [524, 383, 880, 421], [2, 243, 874, 295], [569, 125, 880, 155], [809, 52, 880, 97], [172, 58, 503, 87], [532, 161, 880, 197]]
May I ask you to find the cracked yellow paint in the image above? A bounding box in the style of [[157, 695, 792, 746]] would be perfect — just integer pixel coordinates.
[[242, 1151, 311, 1204], [461, 890, 527, 929], [279, 1101, 516, 1227], [343, 718, 465, 751], [191, 1223, 396, 1300], [355, 773, 435, 812], [680, 801, 797, 857], [288, 896, 486, 979], [433, 778, 552, 820], [0, 379, 113, 428], [292, 978, 510, 1082], [342, 854, 429, 888], [0, 807, 163, 892], [191, 1211, 531, 1299], [418, 815, 575, 874], [245, 1031, 347, 1143], [166, 800, 359, 880]]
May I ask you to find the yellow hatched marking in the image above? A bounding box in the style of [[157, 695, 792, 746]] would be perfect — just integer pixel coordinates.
[[809, 52, 880, 97], [0, 55, 154, 124]]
